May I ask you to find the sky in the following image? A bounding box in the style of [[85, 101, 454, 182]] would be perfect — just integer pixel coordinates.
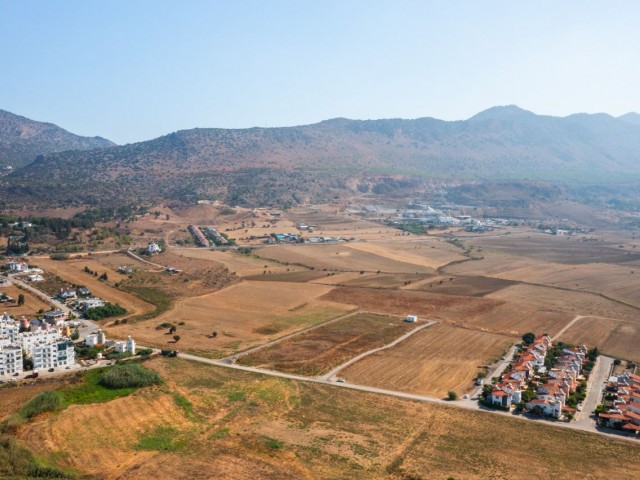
[[1, 1, 639, 144]]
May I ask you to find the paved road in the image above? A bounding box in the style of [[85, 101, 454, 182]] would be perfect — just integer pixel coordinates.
[[9, 275, 71, 313], [176, 351, 639, 444], [573, 355, 614, 426], [466, 344, 518, 400], [318, 319, 437, 381]]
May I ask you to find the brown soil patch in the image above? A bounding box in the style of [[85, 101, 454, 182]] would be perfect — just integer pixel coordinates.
[[341, 323, 513, 397], [413, 275, 516, 296], [239, 312, 416, 375], [320, 286, 504, 323]]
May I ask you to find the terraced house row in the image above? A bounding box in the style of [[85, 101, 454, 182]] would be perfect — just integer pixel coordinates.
[[488, 334, 589, 419], [598, 371, 640, 435]]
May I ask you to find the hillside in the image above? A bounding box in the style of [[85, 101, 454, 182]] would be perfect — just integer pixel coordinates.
[[4, 105, 640, 208], [0, 109, 115, 168]]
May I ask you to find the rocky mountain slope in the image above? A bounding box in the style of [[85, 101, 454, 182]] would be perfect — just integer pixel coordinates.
[[0, 109, 115, 168], [4, 106, 640, 208]]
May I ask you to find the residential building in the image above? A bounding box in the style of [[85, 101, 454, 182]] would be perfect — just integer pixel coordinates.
[[147, 242, 162, 253], [44, 310, 67, 326], [114, 336, 136, 355], [32, 339, 75, 370], [20, 329, 61, 354], [0, 345, 23, 375]]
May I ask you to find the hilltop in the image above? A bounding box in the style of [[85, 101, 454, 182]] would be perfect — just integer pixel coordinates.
[[0, 109, 115, 169], [3, 105, 640, 208]]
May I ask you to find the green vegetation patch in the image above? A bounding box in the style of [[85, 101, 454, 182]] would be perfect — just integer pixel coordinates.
[[0, 435, 77, 479], [19, 391, 62, 420], [98, 363, 162, 389], [173, 393, 194, 418], [120, 285, 172, 321], [209, 428, 230, 440], [135, 426, 184, 452], [84, 302, 127, 320], [58, 364, 160, 406]]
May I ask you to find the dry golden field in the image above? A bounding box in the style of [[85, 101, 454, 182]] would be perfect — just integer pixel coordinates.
[[559, 316, 640, 363], [0, 284, 52, 317], [14, 358, 640, 480], [110, 280, 354, 356], [239, 312, 415, 375], [341, 323, 513, 397], [255, 243, 436, 274], [171, 247, 304, 277]]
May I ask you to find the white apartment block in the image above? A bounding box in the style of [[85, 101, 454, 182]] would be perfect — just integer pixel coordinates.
[[32, 340, 75, 370], [20, 329, 61, 354], [0, 345, 23, 375], [0, 313, 20, 343]]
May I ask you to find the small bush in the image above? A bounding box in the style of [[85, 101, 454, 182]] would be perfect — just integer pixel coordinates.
[[19, 391, 62, 420], [447, 391, 458, 401], [99, 364, 161, 389], [85, 303, 127, 320]]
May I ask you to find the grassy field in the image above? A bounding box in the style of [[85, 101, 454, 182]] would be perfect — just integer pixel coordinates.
[[238, 312, 416, 376], [341, 323, 513, 397], [13, 358, 640, 479]]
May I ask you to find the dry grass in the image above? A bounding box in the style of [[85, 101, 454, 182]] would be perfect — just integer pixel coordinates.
[[15, 358, 640, 479], [255, 243, 435, 274], [108, 280, 354, 356], [341, 323, 513, 397], [239, 313, 415, 375], [559, 316, 640, 363], [0, 284, 51, 317]]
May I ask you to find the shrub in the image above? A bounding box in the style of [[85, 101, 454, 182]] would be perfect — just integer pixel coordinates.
[[19, 391, 62, 420], [49, 253, 69, 261], [99, 364, 161, 389], [85, 303, 127, 320], [447, 391, 458, 401]]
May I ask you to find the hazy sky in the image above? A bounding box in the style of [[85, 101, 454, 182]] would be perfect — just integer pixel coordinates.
[[1, 1, 639, 144]]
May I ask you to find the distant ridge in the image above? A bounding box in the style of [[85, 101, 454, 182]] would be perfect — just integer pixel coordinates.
[[618, 112, 640, 127], [4, 105, 640, 208], [0, 109, 115, 168]]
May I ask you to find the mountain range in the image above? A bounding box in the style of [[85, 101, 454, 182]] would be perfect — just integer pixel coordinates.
[[0, 109, 115, 169], [2, 105, 640, 208]]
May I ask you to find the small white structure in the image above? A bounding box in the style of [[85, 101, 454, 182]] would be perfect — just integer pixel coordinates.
[[147, 242, 162, 254], [405, 315, 417, 323], [7, 261, 28, 273], [85, 329, 107, 347], [114, 336, 136, 355], [26, 274, 44, 282], [81, 298, 105, 312]]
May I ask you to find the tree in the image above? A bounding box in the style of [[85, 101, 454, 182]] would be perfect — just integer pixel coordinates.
[[522, 332, 535, 345], [169, 326, 176, 334], [447, 390, 458, 401], [212, 331, 218, 338], [71, 328, 80, 341], [17, 293, 25, 306], [173, 335, 181, 343]]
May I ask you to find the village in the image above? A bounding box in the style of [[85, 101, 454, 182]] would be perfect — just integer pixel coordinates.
[[0, 259, 139, 381]]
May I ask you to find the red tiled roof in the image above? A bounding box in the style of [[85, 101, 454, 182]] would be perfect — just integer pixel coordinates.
[[492, 390, 508, 397], [622, 423, 640, 431]]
